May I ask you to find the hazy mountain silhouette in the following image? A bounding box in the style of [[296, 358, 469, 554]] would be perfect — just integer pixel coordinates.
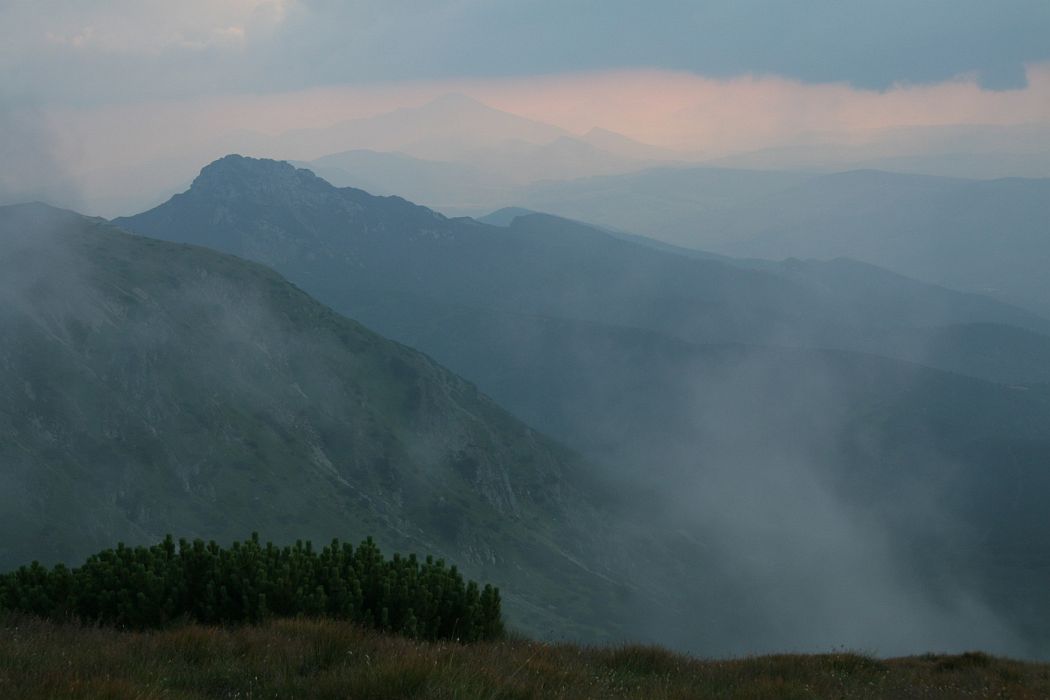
[[494, 166, 1050, 315], [257, 95, 665, 181], [299, 149, 503, 208], [117, 156, 1050, 386], [708, 124, 1050, 179]]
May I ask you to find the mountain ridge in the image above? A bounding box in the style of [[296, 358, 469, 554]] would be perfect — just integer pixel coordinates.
[[0, 201, 683, 643], [117, 156, 1050, 379]]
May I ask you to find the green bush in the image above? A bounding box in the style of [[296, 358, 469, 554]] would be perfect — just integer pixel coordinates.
[[0, 534, 503, 641]]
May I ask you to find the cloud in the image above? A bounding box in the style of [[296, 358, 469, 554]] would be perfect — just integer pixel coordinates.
[[19, 1, 290, 54], [3, 1, 1048, 107], [266, 0, 1050, 90], [466, 64, 1050, 152], [0, 1, 294, 105], [0, 106, 83, 209]]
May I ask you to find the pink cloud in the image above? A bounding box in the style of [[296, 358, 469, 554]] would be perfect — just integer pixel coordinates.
[[463, 65, 1050, 153], [53, 63, 1050, 165]]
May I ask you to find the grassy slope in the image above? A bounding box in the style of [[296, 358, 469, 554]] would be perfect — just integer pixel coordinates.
[[2, 616, 1048, 699], [0, 204, 667, 643]]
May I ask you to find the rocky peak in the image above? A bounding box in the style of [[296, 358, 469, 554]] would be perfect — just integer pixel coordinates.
[[188, 155, 333, 205]]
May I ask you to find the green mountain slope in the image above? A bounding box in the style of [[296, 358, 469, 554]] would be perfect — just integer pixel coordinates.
[[0, 202, 674, 642]]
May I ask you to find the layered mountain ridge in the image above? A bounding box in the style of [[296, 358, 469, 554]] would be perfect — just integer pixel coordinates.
[[114, 156, 1050, 656], [118, 156, 1050, 378]]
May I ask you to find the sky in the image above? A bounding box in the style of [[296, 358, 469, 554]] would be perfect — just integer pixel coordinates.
[[3, 0, 1048, 102], [1, 1, 1049, 213]]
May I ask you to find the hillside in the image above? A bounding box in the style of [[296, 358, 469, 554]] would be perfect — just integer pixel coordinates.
[[351, 300, 1050, 653], [4, 616, 1048, 699], [0, 202, 673, 642], [114, 157, 1050, 656]]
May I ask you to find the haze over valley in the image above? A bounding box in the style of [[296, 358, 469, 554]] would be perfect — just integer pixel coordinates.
[[2, 2, 1050, 686]]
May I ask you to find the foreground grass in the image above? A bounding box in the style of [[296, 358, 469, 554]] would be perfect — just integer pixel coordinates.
[[1, 616, 1048, 699]]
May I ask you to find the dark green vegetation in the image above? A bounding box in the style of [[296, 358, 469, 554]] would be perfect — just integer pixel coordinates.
[[0, 202, 683, 644], [3, 616, 1049, 699], [0, 535, 503, 641], [116, 156, 1050, 655]]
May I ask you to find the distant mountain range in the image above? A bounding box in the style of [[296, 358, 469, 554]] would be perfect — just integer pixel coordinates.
[[294, 150, 510, 212], [696, 171, 1050, 315], [453, 167, 1050, 316], [240, 94, 671, 183], [118, 157, 1050, 379], [116, 156, 1050, 655], [55, 92, 1050, 236], [63, 94, 682, 219], [707, 124, 1050, 179], [292, 138, 1050, 318]]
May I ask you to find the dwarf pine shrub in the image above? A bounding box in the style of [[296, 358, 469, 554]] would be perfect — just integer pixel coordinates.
[[0, 534, 503, 642]]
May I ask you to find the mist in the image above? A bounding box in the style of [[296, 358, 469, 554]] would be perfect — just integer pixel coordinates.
[[3, 0, 1049, 670], [0, 108, 84, 211], [388, 297, 1042, 658], [630, 349, 1025, 656]]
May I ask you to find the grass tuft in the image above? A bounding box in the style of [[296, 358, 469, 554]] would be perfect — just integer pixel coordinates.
[[1, 616, 1047, 699]]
